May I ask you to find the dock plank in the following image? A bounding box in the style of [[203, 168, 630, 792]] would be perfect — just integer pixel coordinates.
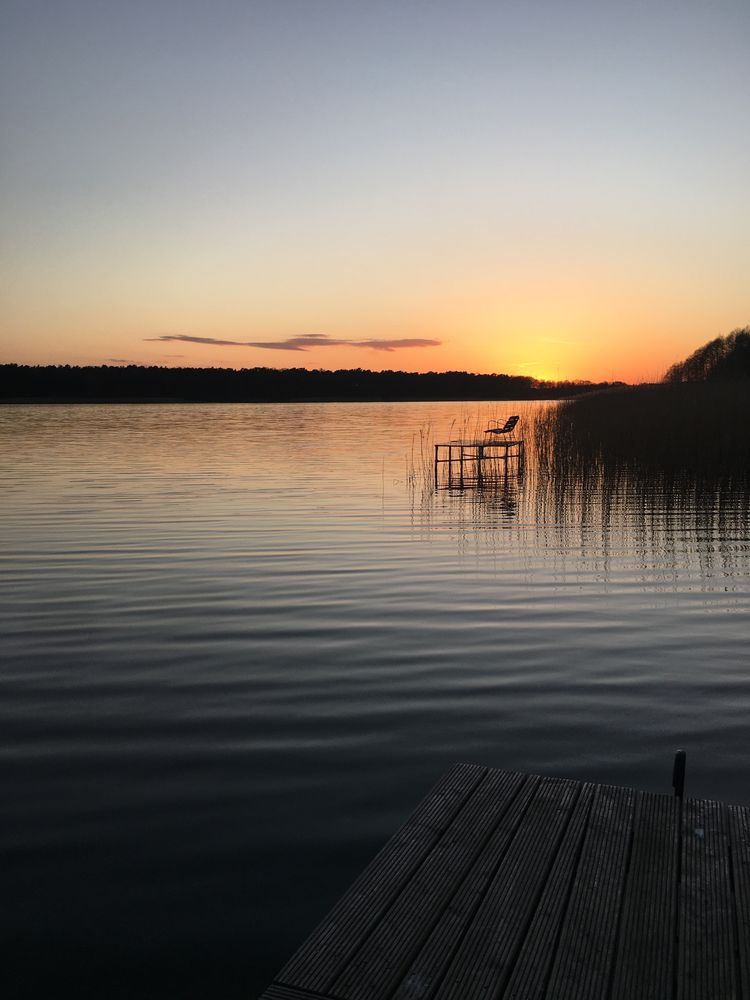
[[610, 791, 680, 1000], [500, 782, 595, 1000], [331, 768, 529, 1000], [259, 987, 338, 1000], [389, 777, 575, 1000], [730, 805, 750, 999], [543, 782, 635, 1000], [678, 798, 736, 1000], [434, 777, 580, 1000], [278, 762, 487, 993]]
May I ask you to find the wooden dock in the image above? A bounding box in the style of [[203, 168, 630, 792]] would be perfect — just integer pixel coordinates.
[[434, 439, 524, 487], [260, 762, 750, 1000]]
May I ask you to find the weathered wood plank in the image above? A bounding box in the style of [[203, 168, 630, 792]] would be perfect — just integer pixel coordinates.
[[259, 987, 338, 1000], [388, 777, 575, 1000], [730, 805, 750, 1000], [610, 791, 680, 1000], [678, 798, 736, 1000], [500, 782, 595, 1000], [278, 762, 487, 993], [543, 782, 635, 1000], [331, 769, 530, 1000], [434, 777, 580, 1000]]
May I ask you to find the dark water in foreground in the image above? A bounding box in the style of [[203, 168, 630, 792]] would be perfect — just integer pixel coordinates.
[[2, 402, 749, 998]]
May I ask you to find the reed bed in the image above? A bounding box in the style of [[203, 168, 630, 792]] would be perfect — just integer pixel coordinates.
[[403, 394, 750, 543], [533, 381, 750, 486]]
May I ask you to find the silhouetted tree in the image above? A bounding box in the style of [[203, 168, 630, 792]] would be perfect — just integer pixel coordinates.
[[664, 327, 750, 382]]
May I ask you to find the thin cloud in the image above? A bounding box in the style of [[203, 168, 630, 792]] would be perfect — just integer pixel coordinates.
[[358, 338, 442, 352], [105, 358, 135, 363], [144, 333, 441, 352]]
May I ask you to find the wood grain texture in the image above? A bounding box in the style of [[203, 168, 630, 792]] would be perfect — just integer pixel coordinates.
[[678, 798, 736, 1000], [496, 783, 595, 1000], [610, 791, 680, 1000], [332, 769, 528, 1000], [519, 782, 635, 1000], [730, 804, 750, 999], [259, 986, 339, 1000], [435, 777, 580, 1000], [264, 765, 750, 1000]]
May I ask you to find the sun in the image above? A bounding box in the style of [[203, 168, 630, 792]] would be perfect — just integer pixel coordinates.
[[514, 362, 562, 383]]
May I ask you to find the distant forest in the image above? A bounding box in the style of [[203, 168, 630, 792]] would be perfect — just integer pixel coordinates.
[[664, 326, 750, 383], [0, 365, 623, 402]]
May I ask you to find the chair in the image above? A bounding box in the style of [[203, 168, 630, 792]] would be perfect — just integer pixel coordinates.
[[485, 415, 519, 436]]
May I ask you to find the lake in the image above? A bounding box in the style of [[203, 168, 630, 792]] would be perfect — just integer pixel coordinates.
[[2, 401, 749, 998]]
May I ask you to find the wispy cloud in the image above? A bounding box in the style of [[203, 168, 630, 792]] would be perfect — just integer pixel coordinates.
[[357, 338, 441, 352], [105, 358, 135, 363], [144, 333, 441, 353]]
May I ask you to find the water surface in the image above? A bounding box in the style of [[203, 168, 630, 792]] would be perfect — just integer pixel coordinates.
[[2, 402, 749, 997]]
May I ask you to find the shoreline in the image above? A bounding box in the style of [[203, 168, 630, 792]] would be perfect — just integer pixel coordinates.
[[1, 394, 582, 404]]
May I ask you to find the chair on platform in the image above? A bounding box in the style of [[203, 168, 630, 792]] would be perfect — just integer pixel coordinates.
[[485, 414, 519, 436]]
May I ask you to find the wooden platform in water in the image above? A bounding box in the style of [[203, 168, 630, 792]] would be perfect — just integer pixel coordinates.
[[259, 762, 750, 1000], [434, 440, 524, 486]]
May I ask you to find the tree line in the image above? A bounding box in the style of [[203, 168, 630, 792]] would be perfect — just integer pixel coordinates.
[[0, 365, 621, 402], [664, 326, 750, 382]]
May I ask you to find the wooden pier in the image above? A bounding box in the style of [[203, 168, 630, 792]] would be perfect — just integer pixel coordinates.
[[434, 438, 524, 487], [260, 762, 750, 1000]]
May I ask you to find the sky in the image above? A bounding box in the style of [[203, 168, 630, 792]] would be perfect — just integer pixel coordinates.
[[1, 0, 748, 383]]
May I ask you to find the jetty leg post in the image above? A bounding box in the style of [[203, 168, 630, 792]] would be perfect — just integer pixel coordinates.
[[672, 749, 686, 799], [434, 444, 438, 485]]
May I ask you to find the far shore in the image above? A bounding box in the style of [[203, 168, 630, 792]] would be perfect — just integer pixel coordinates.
[[0, 363, 624, 405], [3, 393, 593, 404]]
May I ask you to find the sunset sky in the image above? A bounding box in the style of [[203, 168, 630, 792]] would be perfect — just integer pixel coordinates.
[[1, 1, 748, 383]]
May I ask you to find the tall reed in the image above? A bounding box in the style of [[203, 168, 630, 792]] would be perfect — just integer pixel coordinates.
[[533, 382, 750, 485]]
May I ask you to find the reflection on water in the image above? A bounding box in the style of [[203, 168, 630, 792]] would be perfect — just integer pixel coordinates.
[[1, 402, 749, 998], [539, 475, 750, 595], [427, 449, 750, 596]]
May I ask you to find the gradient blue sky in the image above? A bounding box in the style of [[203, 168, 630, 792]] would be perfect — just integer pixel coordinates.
[[1, 0, 748, 380]]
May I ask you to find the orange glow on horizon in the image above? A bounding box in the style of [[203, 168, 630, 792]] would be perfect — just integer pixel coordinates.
[[1, 281, 746, 385], [2, 3, 748, 389]]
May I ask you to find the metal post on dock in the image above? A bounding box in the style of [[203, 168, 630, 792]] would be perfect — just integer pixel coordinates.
[[672, 749, 686, 799]]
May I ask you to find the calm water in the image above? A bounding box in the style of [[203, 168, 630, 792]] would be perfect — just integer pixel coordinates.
[[2, 402, 749, 998]]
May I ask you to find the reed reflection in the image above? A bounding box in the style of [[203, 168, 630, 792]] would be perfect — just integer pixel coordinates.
[[532, 465, 750, 594], [416, 418, 750, 593]]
